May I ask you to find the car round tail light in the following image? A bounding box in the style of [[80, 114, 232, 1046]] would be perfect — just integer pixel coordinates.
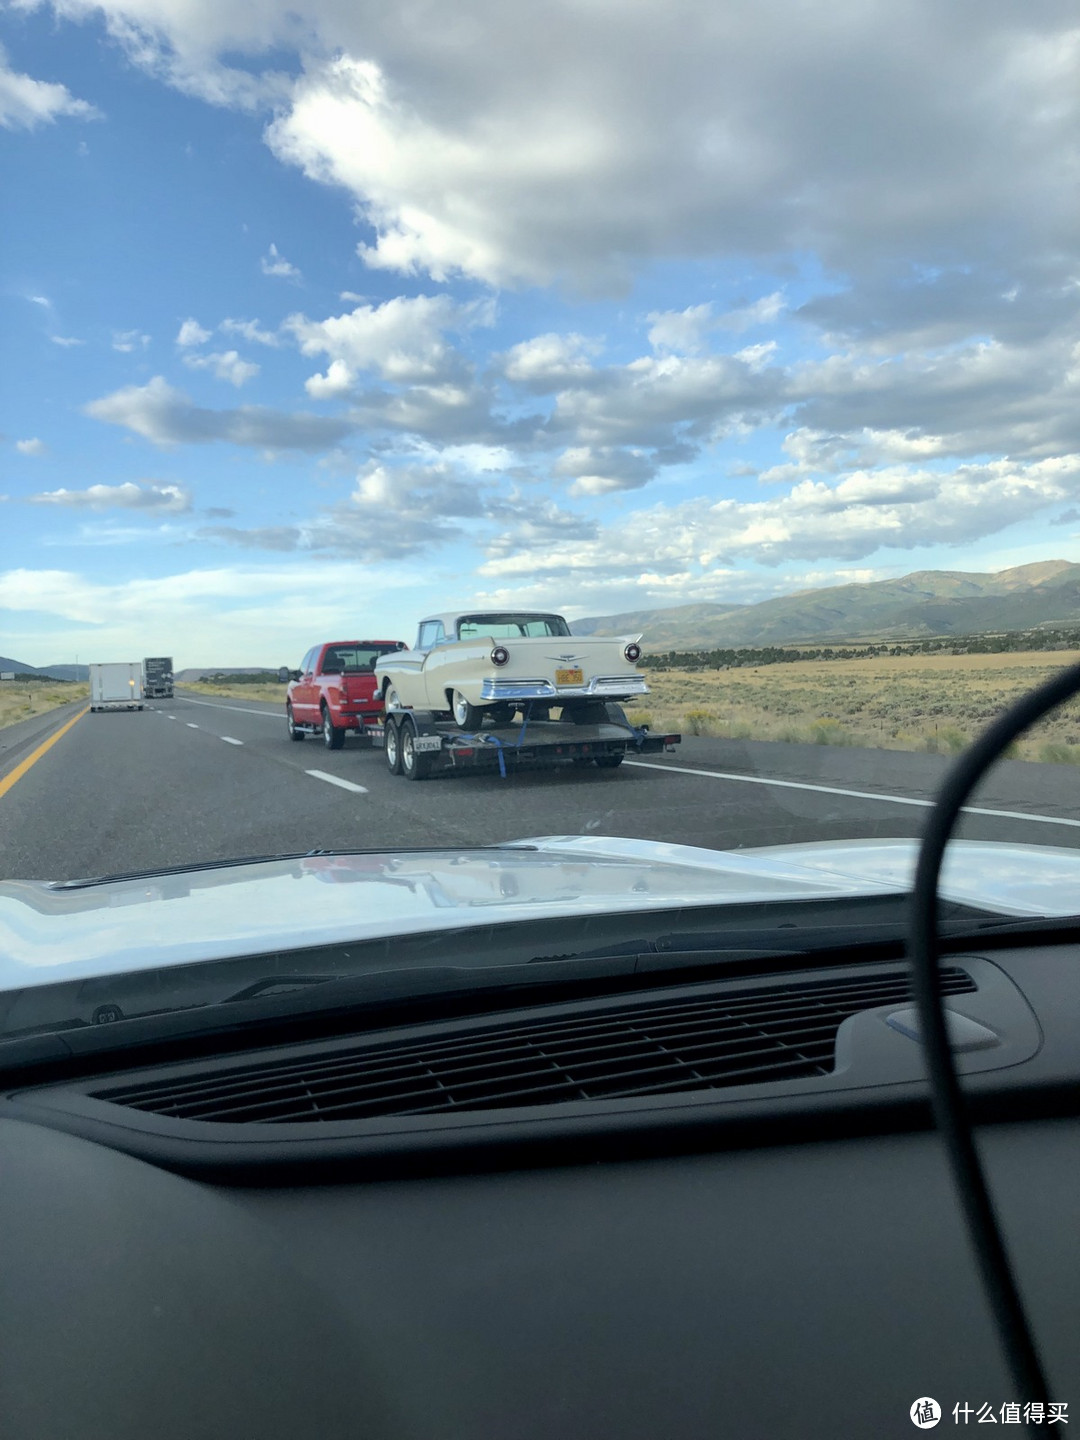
[[491, 645, 510, 666], [624, 642, 641, 662]]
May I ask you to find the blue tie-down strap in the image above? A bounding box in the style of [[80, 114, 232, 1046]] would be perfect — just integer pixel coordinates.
[[473, 703, 535, 778]]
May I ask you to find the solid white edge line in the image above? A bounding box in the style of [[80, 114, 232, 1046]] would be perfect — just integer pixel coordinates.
[[179, 696, 284, 718], [304, 768, 368, 794], [221, 736, 243, 746], [624, 759, 1080, 830]]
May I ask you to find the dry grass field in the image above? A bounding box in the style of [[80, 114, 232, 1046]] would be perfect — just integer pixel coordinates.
[[632, 650, 1080, 763], [0, 681, 89, 732], [182, 680, 288, 704]]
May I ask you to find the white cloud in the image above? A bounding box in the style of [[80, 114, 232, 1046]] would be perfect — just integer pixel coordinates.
[[480, 455, 1080, 584], [220, 317, 280, 346], [647, 305, 714, 354], [716, 293, 786, 332], [182, 349, 260, 386], [260, 242, 301, 279], [176, 318, 211, 347], [554, 445, 656, 496], [0, 43, 100, 130], [112, 329, 150, 352], [286, 293, 485, 390], [49, 334, 84, 347], [501, 333, 602, 391], [84, 376, 353, 450], [0, 561, 428, 666], [16, 7, 1080, 302], [15, 438, 46, 456], [27, 481, 192, 513]]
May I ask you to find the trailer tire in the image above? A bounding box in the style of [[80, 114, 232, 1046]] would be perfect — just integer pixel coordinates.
[[322, 704, 346, 750], [286, 703, 305, 741], [595, 752, 625, 769], [384, 716, 403, 775], [400, 718, 434, 780]]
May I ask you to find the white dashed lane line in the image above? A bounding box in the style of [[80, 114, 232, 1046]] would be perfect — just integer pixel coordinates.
[[186, 723, 199, 729], [305, 769, 368, 794], [221, 737, 244, 746], [626, 759, 1080, 830]]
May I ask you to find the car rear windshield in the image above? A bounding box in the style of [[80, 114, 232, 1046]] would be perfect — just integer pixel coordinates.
[[456, 614, 572, 639], [321, 645, 402, 673]]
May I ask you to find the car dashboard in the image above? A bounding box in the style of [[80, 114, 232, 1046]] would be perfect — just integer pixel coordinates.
[[1, 927, 1078, 1440]]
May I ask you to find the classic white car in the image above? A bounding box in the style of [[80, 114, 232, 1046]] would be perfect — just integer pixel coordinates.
[[374, 610, 649, 728]]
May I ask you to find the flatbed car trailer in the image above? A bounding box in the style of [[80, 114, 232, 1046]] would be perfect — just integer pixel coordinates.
[[375, 702, 680, 780]]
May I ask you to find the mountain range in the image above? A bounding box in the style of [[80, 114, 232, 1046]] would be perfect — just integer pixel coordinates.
[[570, 559, 1080, 649], [0, 659, 89, 682]]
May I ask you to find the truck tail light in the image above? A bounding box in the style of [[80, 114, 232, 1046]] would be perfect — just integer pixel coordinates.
[[624, 642, 641, 662], [491, 645, 510, 666]]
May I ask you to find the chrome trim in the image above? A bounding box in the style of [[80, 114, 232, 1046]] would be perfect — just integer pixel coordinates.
[[479, 675, 649, 700]]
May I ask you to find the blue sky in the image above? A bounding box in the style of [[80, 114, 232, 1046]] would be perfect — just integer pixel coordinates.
[[2, 0, 1079, 667]]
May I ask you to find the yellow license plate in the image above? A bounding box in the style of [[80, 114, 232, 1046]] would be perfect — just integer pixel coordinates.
[[555, 668, 584, 686]]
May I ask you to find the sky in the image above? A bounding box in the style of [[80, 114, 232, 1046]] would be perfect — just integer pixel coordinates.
[[2, 0, 1080, 668]]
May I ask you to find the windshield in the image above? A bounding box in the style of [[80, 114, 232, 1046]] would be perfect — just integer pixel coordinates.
[[456, 615, 572, 640], [4, 1, 1080, 989]]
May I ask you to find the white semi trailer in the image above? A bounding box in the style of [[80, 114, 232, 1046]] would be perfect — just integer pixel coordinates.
[[89, 663, 144, 712]]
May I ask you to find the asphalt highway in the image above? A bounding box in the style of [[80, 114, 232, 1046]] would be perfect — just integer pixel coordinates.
[[3, 690, 1080, 882]]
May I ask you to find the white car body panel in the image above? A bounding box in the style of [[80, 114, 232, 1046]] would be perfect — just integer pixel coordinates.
[[0, 837, 1075, 992], [375, 611, 648, 713]]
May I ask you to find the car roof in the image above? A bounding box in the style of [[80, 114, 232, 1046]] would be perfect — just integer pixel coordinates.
[[417, 611, 567, 631]]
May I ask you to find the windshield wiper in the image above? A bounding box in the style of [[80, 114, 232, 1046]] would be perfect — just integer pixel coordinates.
[[48, 843, 539, 889]]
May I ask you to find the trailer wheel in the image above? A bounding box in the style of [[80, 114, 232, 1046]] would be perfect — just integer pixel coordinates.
[[400, 718, 434, 780], [595, 752, 625, 769], [384, 716, 403, 775], [286, 703, 305, 741], [322, 704, 346, 750]]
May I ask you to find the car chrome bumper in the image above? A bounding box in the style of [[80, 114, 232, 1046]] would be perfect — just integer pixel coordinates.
[[479, 676, 649, 700]]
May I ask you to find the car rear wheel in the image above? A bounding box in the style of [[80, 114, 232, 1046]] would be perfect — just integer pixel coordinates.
[[322, 704, 345, 750], [451, 690, 484, 730], [384, 716, 403, 774], [400, 718, 434, 780], [286, 703, 305, 741], [569, 703, 608, 725], [384, 683, 403, 711]]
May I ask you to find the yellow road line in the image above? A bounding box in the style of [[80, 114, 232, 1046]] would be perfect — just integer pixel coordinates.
[[0, 706, 89, 801]]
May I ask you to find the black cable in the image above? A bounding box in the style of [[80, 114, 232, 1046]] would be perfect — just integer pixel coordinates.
[[909, 659, 1080, 1403]]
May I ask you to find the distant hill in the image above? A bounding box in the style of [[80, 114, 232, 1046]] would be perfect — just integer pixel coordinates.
[[0, 657, 88, 682], [571, 560, 1080, 649], [174, 666, 275, 682]]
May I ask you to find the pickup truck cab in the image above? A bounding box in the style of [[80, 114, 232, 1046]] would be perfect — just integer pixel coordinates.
[[286, 640, 406, 748]]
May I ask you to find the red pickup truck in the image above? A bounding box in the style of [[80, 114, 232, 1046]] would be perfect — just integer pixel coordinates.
[[286, 640, 406, 748]]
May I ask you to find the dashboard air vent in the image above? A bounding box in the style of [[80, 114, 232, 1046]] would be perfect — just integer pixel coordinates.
[[91, 968, 976, 1124]]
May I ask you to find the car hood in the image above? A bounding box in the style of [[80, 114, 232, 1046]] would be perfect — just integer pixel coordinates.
[[0, 836, 1076, 991]]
